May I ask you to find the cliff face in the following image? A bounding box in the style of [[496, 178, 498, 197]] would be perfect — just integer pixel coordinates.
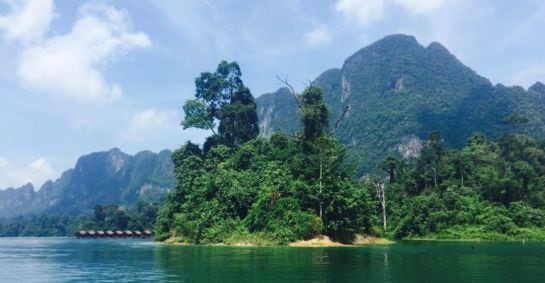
[[0, 148, 175, 218], [0, 183, 37, 217]]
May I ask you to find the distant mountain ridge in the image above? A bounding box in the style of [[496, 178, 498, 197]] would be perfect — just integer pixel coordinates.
[[0, 148, 175, 218], [256, 34, 545, 173]]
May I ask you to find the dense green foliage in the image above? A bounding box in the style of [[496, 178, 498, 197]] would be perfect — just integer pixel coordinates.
[[371, 132, 545, 241], [182, 61, 259, 151], [156, 63, 374, 244], [0, 214, 78, 237], [77, 202, 160, 232], [257, 34, 545, 175], [0, 202, 159, 236]]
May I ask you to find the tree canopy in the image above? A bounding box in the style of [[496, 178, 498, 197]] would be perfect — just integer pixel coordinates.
[[365, 132, 545, 240], [159, 60, 545, 244], [156, 62, 373, 244], [181, 61, 258, 150]]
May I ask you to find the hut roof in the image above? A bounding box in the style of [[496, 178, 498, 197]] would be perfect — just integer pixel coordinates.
[[115, 230, 124, 235], [143, 230, 153, 235], [76, 230, 87, 235], [87, 230, 96, 235], [134, 231, 142, 235], [124, 230, 133, 235], [106, 230, 114, 235], [97, 231, 105, 235]]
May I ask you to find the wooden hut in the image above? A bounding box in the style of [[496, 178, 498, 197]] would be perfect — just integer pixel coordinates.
[[75, 229, 155, 239]]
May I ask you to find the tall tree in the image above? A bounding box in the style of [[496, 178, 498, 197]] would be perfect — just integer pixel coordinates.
[[380, 156, 399, 184], [300, 86, 329, 142], [181, 61, 258, 149], [219, 86, 259, 147], [415, 131, 444, 191]]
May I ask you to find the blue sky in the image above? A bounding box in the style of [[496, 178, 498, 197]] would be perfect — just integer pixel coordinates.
[[1, 0, 544, 189]]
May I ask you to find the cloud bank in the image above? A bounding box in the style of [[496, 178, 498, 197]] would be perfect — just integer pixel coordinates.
[[0, 0, 151, 104], [0, 0, 55, 42], [335, 0, 449, 27], [305, 26, 332, 47], [120, 108, 179, 142]]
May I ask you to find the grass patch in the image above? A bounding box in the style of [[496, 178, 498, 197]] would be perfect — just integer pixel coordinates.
[[409, 225, 545, 242], [223, 231, 277, 246], [352, 234, 395, 245]]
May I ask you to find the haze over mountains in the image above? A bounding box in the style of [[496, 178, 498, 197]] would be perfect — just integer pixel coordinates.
[[2, 34, 545, 218], [0, 148, 174, 218], [257, 34, 545, 174]]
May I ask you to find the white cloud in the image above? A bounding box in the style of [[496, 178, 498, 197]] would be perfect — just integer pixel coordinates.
[[120, 108, 179, 142], [1, 1, 151, 104], [391, 0, 447, 14], [334, 0, 449, 27], [0, 0, 55, 43], [0, 157, 56, 189], [335, 0, 385, 27], [0, 157, 8, 167], [305, 26, 332, 47]]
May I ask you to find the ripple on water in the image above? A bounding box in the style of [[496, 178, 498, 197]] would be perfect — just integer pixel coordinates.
[[1, 238, 545, 282]]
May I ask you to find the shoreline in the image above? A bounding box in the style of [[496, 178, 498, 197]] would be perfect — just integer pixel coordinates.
[[289, 235, 395, 247], [160, 235, 541, 247], [162, 235, 395, 247], [405, 238, 536, 243]]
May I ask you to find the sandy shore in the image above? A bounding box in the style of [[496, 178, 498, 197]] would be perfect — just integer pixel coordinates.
[[289, 235, 394, 247], [352, 234, 395, 245], [289, 236, 345, 247], [164, 234, 395, 247]]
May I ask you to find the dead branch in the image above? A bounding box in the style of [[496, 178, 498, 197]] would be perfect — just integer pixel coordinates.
[[332, 105, 350, 135], [276, 75, 301, 110]]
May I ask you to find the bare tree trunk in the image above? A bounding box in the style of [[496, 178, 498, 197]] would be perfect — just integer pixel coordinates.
[[276, 76, 301, 110], [381, 183, 387, 231], [319, 161, 323, 220], [206, 120, 218, 138], [332, 105, 350, 135], [374, 181, 387, 231]]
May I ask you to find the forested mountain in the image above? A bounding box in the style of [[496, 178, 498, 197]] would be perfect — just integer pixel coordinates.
[[0, 148, 174, 218], [256, 34, 545, 174]]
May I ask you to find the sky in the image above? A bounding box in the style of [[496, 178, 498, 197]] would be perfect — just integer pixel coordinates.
[[1, 0, 545, 189]]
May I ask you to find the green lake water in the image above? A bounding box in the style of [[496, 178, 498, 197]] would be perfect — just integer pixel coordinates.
[[0, 238, 544, 282]]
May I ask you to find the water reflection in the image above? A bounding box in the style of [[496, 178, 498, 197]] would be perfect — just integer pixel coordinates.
[[1, 238, 545, 282], [154, 245, 397, 282]]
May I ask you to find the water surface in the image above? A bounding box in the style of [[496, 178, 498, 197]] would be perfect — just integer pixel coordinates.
[[0, 238, 543, 282]]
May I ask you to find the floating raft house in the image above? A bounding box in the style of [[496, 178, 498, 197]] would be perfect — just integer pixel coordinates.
[[75, 230, 154, 239]]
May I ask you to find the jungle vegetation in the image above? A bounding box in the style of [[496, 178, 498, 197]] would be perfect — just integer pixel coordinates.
[[157, 60, 545, 244], [0, 202, 159, 236], [155, 61, 374, 244], [376, 132, 545, 241]]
